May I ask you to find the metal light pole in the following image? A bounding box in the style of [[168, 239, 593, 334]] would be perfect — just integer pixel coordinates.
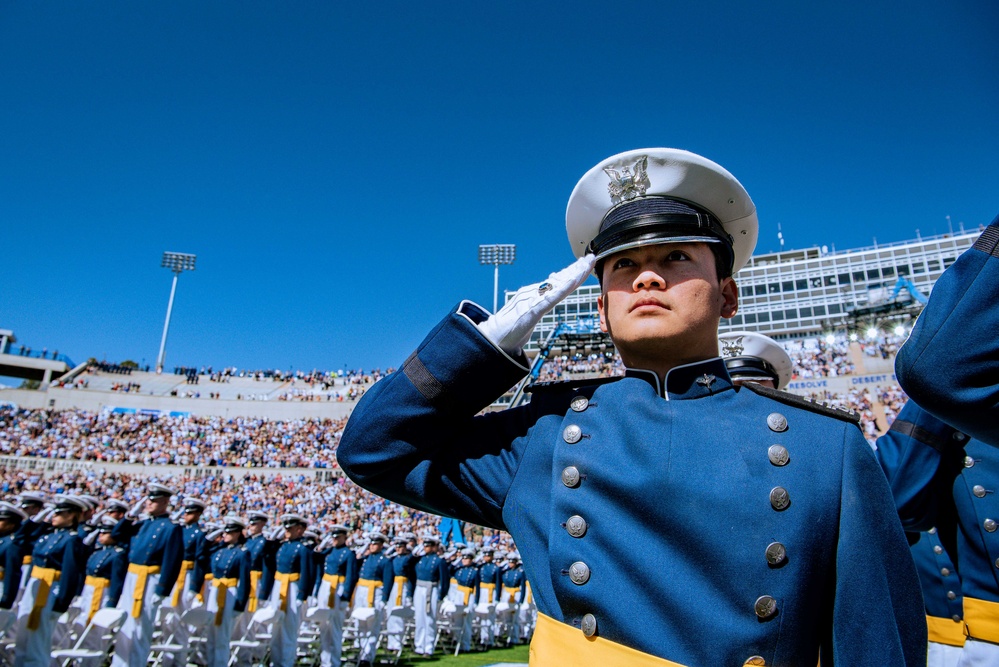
[[156, 252, 197, 373], [478, 244, 516, 312]]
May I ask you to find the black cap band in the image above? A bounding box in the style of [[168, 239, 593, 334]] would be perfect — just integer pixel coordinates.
[[725, 356, 780, 384]]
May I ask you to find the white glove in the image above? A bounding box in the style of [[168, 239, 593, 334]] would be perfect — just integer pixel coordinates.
[[477, 255, 596, 355], [170, 509, 184, 522], [127, 499, 145, 520], [88, 509, 107, 526], [32, 508, 55, 524], [266, 527, 284, 541], [151, 593, 164, 608], [83, 529, 101, 546], [316, 535, 333, 551], [205, 528, 224, 541]]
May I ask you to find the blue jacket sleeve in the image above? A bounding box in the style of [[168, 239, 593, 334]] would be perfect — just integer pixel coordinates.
[[438, 559, 450, 599], [297, 546, 314, 602], [896, 215, 999, 446], [342, 551, 358, 602], [337, 303, 535, 530], [234, 550, 252, 613], [155, 524, 185, 597], [191, 532, 211, 593], [0, 538, 23, 609], [107, 550, 129, 608], [822, 427, 927, 666], [381, 559, 394, 603], [876, 401, 968, 530], [54, 534, 85, 613]]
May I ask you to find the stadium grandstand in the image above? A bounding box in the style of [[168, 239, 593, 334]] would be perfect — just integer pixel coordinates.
[[0, 229, 974, 664]]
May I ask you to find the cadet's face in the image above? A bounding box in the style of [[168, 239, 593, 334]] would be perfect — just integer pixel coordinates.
[[223, 529, 240, 544], [145, 497, 168, 515], [51, 509, 79, 528], [597, 243, 737, 371], [98, 532, 114, 546], [247, 520, 265, 535], [285, 524, 305, 540]]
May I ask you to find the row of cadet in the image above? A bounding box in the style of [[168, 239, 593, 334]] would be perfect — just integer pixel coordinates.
[[0, 484, 534, 667]]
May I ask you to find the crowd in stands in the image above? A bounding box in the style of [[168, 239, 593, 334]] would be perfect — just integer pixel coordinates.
[[0, 406, 346, 468]]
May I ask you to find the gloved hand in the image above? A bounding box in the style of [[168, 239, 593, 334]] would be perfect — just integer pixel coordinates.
[[315, 535, 333, 551], [127, 499, 145, 520], [88, 509, 107, 526], [83, 529, 101, 546], [205, 528, 224, 541], [32, 507, 55, 524], [477, 254, 596, 355], [266, 527, 284, 541], [151, 593, 165, 608]]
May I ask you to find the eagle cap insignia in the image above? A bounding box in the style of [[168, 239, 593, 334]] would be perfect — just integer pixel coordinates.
[[604, 156, 650, 203], [696, 374, 716, 387], [721, 336, 745, 357]]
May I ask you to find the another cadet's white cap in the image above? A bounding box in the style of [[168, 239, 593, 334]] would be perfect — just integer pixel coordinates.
[[147, 483, 177, 499], [566, 148, 758, 274], [79, 495, 100, 509], [719, 331, 794, 390], [223, 515, 247, 532], [18, 491, 47, 507], [507, 551, 521, 562], [460, 548, 475, 558], [0, 501, 28, 521], [304, 530, 319, 541], [422, 534, 440, 545], [106, 499, 130, 512], [53, 495, 89, 512], [183, 498, 207, 512], [367, 531, 388, 543], [97, 516, 118, 531], [280, 513, 307, 527], [248, 511, 269, 523], [329, 524, 350, 535]]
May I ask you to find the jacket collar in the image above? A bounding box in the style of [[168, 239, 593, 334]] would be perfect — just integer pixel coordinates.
[[625, 357, 734, 400]]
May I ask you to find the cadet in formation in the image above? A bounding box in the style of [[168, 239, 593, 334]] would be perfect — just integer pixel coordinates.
[[0, 501, 28, 616], [268, 513, 315, 667], [500, 552, 526, 644], [445, 548, 478, 653], [204, 515, 251, 667], [315, 523, 358, 667], [352, 531, 392, 666], [110, 483, 184, 667], [338, 147, 924, 665], [412, 534, 449, 656]]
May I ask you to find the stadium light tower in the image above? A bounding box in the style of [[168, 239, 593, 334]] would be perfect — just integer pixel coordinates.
[[478, 244, 516, 313], [155, 252, 196, 374]]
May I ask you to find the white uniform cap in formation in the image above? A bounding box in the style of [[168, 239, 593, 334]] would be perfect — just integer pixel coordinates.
[[18, 491, 47, 506], [0, 501, 28, 521], [280, 513, 307, 526], [367, 531, 388, 543], [53, 494, 89, 512], [247, 511, 269, 523], [304, 531, 319, 541], [508, 551, 521, 561], [421, 534, 440, 545], [183, 498, 208, 511], [97, 516, 119, 531], [329, 524, 350, 534], [223, 515, 247, 531], [106, 499, 130, 512], [67, 495, 94, 511], [147, 483, 177, 499], [566, 148, 759, 274], [719, 331, 794, 390], [78, 494, 100, 508], [460, 548, 476, 558]]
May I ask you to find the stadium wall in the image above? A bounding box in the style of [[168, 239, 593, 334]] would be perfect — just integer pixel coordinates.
[[0, 454, 342, 480]]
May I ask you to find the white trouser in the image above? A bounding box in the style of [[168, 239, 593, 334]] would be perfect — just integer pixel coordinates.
[[204, 579, 239, 667], [317, 578, 347, 667], [352, 581, 384, 662], [12, 574, 60, 667], [162, 571, 197, 667], [412, 580, 440, 655], [957, 638, 999, 667], [111, 571, 164, 667], [268, 579, 303, 667], [474, 595, 496, 646], [445, 586, 472, 652], [385, 580, 409, 651]]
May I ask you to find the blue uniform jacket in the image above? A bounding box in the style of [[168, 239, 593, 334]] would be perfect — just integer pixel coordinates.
[[450, 564, 479, 603], [0, 530, 26, 609], [338, 302, 925, 667], [878, 400, 999, 640], [116, 514, 185, 597], [895, 214, 999, 446], [502, 566, 526, 604], [320, 545, 359, 602], [30, 527, 85, 613], [86, 545, 129, 608], [275, 539, 315, 602], [183, 523, 211, 593], [210, 544, 252, 612], [477, 561, 501, 603], [391, 553, 417, 602], [414, 553, 450, 598], [245, 533, 278, 601], [908, 529, 963, 645], [357, 551, 393, 604]]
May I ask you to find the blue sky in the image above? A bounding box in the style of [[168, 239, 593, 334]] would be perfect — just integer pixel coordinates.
[[2, 1, 996, 374]]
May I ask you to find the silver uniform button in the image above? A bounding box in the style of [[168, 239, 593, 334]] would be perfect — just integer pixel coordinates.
[[566, 515, 588, 538], [580, 613, 597, 637], [754, 595, 778, 619], [965, 456, 976, 468], [934, 545, 943, 554], [974, 485, 987, 498], [745, 657, 766, 666], [768, 445, 789, 467], [953, 615, 962, 623], [948, 591, 957, 599], [765, 542, 787, 566], [941, 567, 951, 576], [563, 425, 582, 444], [986, 519, 998, 533], [769, 487, 790, 511], [928, 527, 937, 534], [561, 466, 581, 488], [767, 413, 788, 433], [570, 396, 589, 412], [995, 557, 999, 569], [569, 562, 590, 585]]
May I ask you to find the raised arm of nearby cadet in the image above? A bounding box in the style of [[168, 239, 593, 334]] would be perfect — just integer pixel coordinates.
[[895, 214, 999, 446], [297, 541, 316, 603], [107, 546, 129, 608], [875, 400, 967, 530]]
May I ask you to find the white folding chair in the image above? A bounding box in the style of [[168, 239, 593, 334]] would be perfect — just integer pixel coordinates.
[[51, 608, 127, 667], [149, 606, 213, 665], [228, 606, 276, 667]]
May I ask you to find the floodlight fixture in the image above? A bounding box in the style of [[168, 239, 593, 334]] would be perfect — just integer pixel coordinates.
[[866, 327, 878, 340], [156, 251, 197, 373], [478, 244, 516, 313], [893, 325, 906, 337]]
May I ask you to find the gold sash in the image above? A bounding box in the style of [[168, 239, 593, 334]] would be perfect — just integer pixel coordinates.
[[393, 575, 407, 606], [963, 597, 999, 644], [357, 577, 383, 607], [27, 566, 60, 630], [171, 559, 194, 607], [480, 581, 496, 603], [531, 613, 688, 667], [85, 575, 110, 624], [323, 573, 343, 608], [274, 572, 300, 612], [211, 577, 239, 626], [127, 563, 161, 618], [248, 570, 262, 613]]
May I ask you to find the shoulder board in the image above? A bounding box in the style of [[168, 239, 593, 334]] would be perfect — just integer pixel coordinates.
[[740, 383, 861, 426], [525, 375, 622, 394]]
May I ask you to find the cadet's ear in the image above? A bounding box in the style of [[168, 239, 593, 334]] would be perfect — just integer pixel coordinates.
[[720, 278, 738, 319], [596, 293, 609, 333]]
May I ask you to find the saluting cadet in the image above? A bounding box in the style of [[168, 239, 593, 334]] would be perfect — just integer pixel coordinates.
[[0, 502, 28, 613], [412, 534, 449, 656], [242, 510, 276, 614], [338, 147, 924, 666], [352, 532, 393, 666], [475, 545, 501, 647], [110, 482, 185, 667], [268, 514, 315, 667], [895, 213, 999, 447], [204, 516, 251, 667], [876, 400, 999, 665], [104, 499, 129, 522], [446, 549, 478, 653], [316, 524, 358, 667], [13, 494, 86, 667], [386, 535, 415, 652], [161, 496, 210, 667], [500, 552, 526, 645], [15, 492, 50, 593]]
